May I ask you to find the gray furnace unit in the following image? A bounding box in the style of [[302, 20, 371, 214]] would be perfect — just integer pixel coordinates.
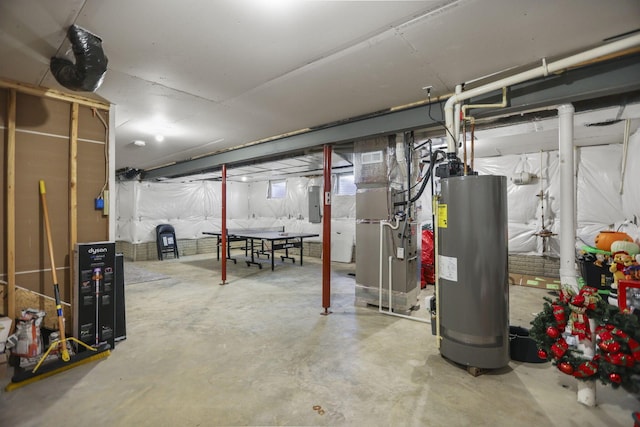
[[437, 174, 509, 370], [354, 135, 419, 313]]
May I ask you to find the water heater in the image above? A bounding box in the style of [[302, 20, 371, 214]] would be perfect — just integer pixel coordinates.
[[437, 175, 509, 369]]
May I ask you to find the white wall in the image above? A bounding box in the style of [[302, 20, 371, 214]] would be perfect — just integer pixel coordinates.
[[116, 180, 250, 243], [116, 176, 356, 253]]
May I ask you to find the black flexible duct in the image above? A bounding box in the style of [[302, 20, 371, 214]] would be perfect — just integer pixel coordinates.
[[409, 150, 446, 203], [50, 25, 108, 92]]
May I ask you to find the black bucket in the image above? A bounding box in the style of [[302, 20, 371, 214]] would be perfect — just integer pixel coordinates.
[[509, 326, 547, 363]]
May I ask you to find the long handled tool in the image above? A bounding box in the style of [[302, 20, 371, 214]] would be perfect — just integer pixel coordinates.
[[39, 179, 72, 363], [5, 180, 110, 391]]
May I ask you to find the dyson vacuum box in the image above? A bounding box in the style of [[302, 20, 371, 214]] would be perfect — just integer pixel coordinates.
[[74, 242, 116, 351]]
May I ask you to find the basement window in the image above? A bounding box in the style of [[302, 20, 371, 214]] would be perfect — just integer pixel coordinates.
[[268, 179, 287, 199], [336, 173, 356, 196]]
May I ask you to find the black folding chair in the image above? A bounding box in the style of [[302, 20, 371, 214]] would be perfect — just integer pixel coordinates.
[[156, 224, 179, 260]]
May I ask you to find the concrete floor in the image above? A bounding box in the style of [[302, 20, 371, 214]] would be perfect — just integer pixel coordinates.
[[1, 253, 638, 426]]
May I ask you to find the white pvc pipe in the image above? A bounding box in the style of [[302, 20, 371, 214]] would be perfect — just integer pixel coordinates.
[[576, 318, 597, 407], [378, 219, 430, 324], [388, 256, 393, 310], [444, 33, 640, 153], [453, 84, 462, 152], [558, 104, 579, 291], [379, 219, 400, 311], [558, 103, 596, 407], [461, 87, 508, 119], [620, 119, 631, 194]]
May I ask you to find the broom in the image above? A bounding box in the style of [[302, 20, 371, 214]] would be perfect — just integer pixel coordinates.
[[5, 180, 110, 391]]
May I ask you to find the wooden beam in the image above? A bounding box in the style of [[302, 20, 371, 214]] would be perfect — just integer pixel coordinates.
[[6, 89, 16, 324], [0, 78, 109, 111], [69, 103, 79, 320]]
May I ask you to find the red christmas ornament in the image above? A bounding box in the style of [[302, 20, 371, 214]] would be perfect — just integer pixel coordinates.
[[609, 373, 622, 384], [611, 353, 623, 365], [598, 330, 613, 341], [537, 349, 547, 360], [598, 340, 611, 352], [609, 353, 635, 367], [552, 304, 567, 328], [558, 362, 574, 375], [551, 339, 569, 359], [572, 294, 585, 306], [608, 342, 621, 354], [546, 326, 560, 339], [573, 361, 598, 378]]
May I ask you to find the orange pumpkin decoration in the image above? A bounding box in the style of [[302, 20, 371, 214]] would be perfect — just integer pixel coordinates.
[[594, 230, 633, 252]]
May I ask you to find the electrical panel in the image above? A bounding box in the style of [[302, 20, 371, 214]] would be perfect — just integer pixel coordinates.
[[308, 186, 321, 223]]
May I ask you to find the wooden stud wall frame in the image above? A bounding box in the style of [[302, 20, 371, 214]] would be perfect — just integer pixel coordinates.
[[1, 78, 111, 330]]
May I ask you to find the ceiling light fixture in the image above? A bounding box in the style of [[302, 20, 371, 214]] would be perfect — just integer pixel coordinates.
[[155, 135, 165, 142], [132, 140, 146, 147]]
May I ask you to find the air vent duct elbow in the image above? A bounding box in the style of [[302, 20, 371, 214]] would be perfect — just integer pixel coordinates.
[[50, 25, 108, 92]]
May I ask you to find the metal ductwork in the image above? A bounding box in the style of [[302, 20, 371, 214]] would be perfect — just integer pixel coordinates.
[[354, 135, 420, 314], [50, 25, 108, 92]]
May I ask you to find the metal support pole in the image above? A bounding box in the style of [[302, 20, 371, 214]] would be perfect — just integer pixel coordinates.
[[322, 145, 332, 315], [220, 164, 227, 285]]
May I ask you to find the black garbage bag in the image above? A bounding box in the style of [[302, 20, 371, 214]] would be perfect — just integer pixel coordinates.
[[50, 25, 108, 92]]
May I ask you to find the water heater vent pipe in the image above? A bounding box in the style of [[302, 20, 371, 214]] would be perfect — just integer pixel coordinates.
[[444, 33, 640, 154]]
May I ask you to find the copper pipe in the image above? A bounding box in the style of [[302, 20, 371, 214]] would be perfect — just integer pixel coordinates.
[[462, 116, 467, 175], [470, 120, 475, 172]]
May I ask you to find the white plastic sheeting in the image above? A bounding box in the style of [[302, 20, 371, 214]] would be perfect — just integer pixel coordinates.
[[116, 180, 249, 243], [117, 176, 356, 261], [471, 151, 560, 254], [448, 132, 640, 255], [117, 131, 640, 258], [623, 129, 640, 216], [248, 177, 307, 219]]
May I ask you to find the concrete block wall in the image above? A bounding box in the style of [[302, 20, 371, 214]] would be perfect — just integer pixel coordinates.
[[118, 240, 542, 272], [116, 241, 157, 261], [115, 241, 132, 259], [508, 254, 560, 278], [197, 238, 217, 254], [308, 242, 322, 258], [179, 239, 198, 256]]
